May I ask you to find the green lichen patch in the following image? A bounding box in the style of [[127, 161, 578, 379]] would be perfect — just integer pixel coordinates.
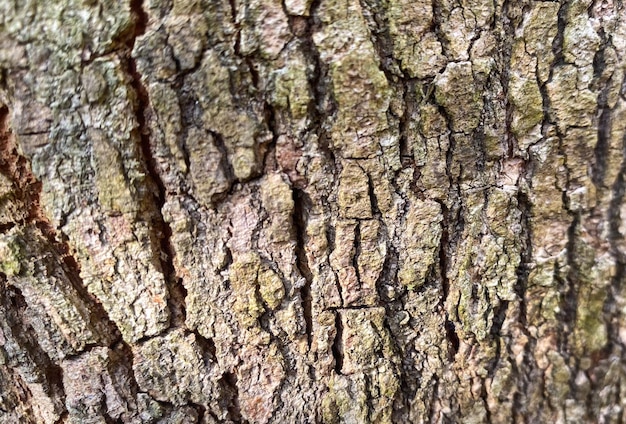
[[230, 253, 265, 329], [337, 161, 372, 219], [230, 252, 286, 327], [90, 129, 135, 216], [269, 49, 311, 131], [322, 308, 399, 423], [0, 172, 26, 226], [398, 197, 442, 291], [330, 50, 391, 159], [0, 232, 24, 277], [193, 50, 268, 181], [545, 65, 596, 132], [508, 42, 543, 140], [187, 128, 231, 206], [132, 329, 218, 406], [435, 62, 483, 133], [257, 266, 286, 310]]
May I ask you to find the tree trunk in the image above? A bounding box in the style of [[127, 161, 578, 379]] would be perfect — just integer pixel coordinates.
[[1, 0, 625, 422]]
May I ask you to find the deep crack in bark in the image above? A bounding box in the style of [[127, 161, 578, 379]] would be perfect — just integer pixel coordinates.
[[127, 0, 186, 329], [293, 188, 314, 347], [331, 310, 344, 375]]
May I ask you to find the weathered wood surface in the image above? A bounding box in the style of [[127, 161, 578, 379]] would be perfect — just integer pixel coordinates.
[[1, 0, 626, 422]]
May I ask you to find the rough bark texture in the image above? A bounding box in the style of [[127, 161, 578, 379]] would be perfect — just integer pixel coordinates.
[[1, 0, 626, 422]]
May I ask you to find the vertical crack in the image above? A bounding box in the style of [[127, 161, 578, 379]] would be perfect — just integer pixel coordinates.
[[398, 80, 417, 163], [293, 188, 314, 347], [190, 403, 206, 422], [301, 0, 338, 169], [591, 26, 611, 189], [562, 213, 581, 347], [593, 87, 611, 188], [227, 0, 238, 24], [515, 191, 532, 329], [129, 0, 148, 35], [432, 0, 452, 59], [366, 172, 380, 216], [552, 1, 568, 68], [219, 371, 243, 422], [500, 0, 517, 157], [262, 102, 279, 173], [331, 311, 344, 375], [175, 83, 197, 175], [607, 135, 626, 342], [54, 411, 69, 424], [357, 0, 400, 80], [437, 201, 459, 359], [127, 0, 185, 328], [210, 130, 236, 199], [352, 220, 362, 288]]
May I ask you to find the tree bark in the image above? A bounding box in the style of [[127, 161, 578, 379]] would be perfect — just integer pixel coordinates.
[[1, 0, 625, 422]]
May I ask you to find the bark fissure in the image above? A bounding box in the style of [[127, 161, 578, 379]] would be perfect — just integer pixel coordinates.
[[3, 0, 626, 421], [293, 188, 314, 347], [220, 371, 244, 422], [607, 137, 626, 341], [331, 311, 344, 375], [432, 0, 451, 59], [438, 201, 459, 359], [352, 220, 363, 289], [515, 190, 532, 328], [127, 0, 184, 329], [500, 0, 516, 157], [591, 28, 611, 188], [563, 213, 580, 346], [552, 2, 569, 68], [210, 130, 237, 200]]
